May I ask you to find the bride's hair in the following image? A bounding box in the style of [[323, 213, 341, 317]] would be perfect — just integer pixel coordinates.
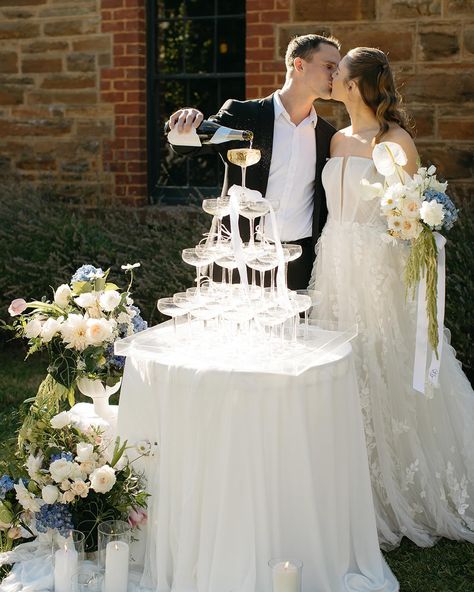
[[346, 47, 413, 143]]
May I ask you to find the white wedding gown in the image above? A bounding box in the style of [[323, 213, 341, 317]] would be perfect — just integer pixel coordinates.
[[309, 156, 474, 549]]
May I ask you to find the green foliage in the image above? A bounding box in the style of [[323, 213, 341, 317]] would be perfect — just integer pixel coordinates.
[[404, 226, 439, 356]]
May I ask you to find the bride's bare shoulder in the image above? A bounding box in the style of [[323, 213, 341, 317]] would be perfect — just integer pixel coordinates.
[[330, 127, 350, 151]]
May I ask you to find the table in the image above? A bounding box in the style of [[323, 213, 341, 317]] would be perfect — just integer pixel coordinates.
[[117, 325, 398, 592]]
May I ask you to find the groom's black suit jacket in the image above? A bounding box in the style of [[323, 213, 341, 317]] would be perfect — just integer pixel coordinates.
[[207, 94, 336, 252], [172, 94, 336, 288]]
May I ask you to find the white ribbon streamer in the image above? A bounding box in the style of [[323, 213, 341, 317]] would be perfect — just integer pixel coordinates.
[[228, 185, 290, 305], [412, 232, 447, 394]]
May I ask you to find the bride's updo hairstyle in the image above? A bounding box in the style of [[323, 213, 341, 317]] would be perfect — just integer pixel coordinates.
[[346, 47, 413, 143]]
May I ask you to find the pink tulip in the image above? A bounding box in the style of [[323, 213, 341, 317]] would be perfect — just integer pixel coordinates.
[[8, 298, 28, 316], [128, 507, 147, 528]]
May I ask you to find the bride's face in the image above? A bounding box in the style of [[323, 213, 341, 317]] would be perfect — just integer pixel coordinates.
[[331, 56, 351, 103]]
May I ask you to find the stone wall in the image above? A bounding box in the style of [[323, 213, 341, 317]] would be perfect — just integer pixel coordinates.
[[246, 0, 474, 203], [0, 0, 147, 204]]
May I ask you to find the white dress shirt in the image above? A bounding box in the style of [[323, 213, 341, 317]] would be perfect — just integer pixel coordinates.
[[263, 91, 317, 242]]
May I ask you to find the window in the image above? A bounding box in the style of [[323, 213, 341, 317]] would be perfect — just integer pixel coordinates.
[[147, 0, 246, 204]]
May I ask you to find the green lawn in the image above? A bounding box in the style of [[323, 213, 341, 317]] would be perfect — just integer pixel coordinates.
[[0, 344, 473, 590]]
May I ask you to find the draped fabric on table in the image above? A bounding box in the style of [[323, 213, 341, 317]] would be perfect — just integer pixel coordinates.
[[117, 345, 398, 592]]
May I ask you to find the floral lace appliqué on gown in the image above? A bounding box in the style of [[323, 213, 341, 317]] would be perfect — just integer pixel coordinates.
[[309, 156, 474, 549]]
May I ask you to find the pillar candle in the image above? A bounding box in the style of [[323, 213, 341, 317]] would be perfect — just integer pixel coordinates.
[[104, 540, 129, 592], [271, 561, 300, 592], [54, 545, 78, 592]]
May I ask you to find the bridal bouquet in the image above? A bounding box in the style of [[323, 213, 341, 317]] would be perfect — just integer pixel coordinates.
[[3, 406, 148, 552], [5, 264, 147, 399], [362, 142, 458, 360]]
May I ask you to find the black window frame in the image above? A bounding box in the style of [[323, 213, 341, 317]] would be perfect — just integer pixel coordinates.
[[146, 0, 246, 205]]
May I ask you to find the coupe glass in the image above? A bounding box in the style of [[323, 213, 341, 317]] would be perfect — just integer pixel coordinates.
[[157, 297, 187, 334], [227, 148, 261, 188], [239, 200, 270, 250], [182, 247, 215, 295], [202, 197, 230, 245]]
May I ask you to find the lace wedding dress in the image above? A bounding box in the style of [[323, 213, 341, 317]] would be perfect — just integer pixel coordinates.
[[309, 156, 474, 549]]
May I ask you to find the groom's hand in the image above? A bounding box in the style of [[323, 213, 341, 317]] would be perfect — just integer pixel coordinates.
[[169, 108, 204, 133]]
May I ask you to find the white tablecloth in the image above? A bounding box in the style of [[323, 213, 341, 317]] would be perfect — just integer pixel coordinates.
[[117, 344, 398, 592]]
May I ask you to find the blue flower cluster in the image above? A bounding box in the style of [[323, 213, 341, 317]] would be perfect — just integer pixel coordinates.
[[423, 189, 459, 231], [0, 475, 15, 499], [71, 265, 104, 283], [50, 452, 74, 463], [105, 343, 126, 371], [130, 306, 148, 333], [35, 503, 74, 538]]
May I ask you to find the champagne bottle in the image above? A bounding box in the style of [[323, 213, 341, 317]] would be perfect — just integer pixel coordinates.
[[165, 119, 253, 145]]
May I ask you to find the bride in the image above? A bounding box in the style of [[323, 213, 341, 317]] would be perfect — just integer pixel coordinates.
[[309, 46, 474, 549]]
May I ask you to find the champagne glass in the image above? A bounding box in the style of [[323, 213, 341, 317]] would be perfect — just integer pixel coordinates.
[[182, 247, 215, 296], [157, 297, 186, 334], [227, 148, 261, 188], [240, 200, 270, 250], [202, 197, 230, 246]]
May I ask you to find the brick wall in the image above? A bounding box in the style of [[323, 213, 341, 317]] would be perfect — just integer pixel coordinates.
[[246, 0, 474, 203], [0, 0, 147, 205]]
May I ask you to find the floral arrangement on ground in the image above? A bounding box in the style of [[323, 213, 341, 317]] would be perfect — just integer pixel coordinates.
[[0, 264, 149, 559]]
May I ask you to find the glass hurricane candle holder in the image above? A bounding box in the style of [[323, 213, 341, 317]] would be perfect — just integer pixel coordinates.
[[97, 520, 131, 592], [52, 530, 85, 592]]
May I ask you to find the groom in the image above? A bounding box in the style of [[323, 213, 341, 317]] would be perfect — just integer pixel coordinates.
[[168, 34, 341, 290]]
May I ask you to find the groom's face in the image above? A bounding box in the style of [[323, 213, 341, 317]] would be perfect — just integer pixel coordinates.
[[300, 44, 341, 100]]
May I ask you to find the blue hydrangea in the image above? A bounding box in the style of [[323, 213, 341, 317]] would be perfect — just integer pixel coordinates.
[[71, 265, 104, 283], [130, 306, 148, 333], [0, 475, 15, 500], [423, 189, 459, 231], [35, 503, 75, 538], [50, 452, 74, 463], [105, 343, 126, 371]]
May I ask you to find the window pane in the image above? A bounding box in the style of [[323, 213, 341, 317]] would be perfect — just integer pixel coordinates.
[[185, 19, 214, 73], [217, 0, 245, 16], [217, 17, 245, 73], [158, 20, 187, 74], [157, 0, 185, 19], [186, 0, 215, 17]]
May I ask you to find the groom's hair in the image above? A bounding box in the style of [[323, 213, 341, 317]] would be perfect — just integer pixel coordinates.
[[285, 34, 341, 70]]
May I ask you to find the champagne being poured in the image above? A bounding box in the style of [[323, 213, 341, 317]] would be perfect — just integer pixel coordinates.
[[165, 119, 253, 146]]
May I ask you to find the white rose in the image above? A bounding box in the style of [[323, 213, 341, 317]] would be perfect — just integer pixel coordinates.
[[70, 479, 89, 498], [41, 317, 62, 343], [49, 459, 74, 483], [51, 411, 73, 429], [42, 485, 60, 504], [76, 442, 94, 462], [86, 318, 115, 345], [99, 290, 121, 312], [89, 465, 116, 494], [74, 292, 98, 309], [26, 452, 44, 480], [54, 284, 72, 307], [420, 201, 444, 227], [14, 480, 40, 513], [385, 183, 406, 201], [24, 318, 42, 339]]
